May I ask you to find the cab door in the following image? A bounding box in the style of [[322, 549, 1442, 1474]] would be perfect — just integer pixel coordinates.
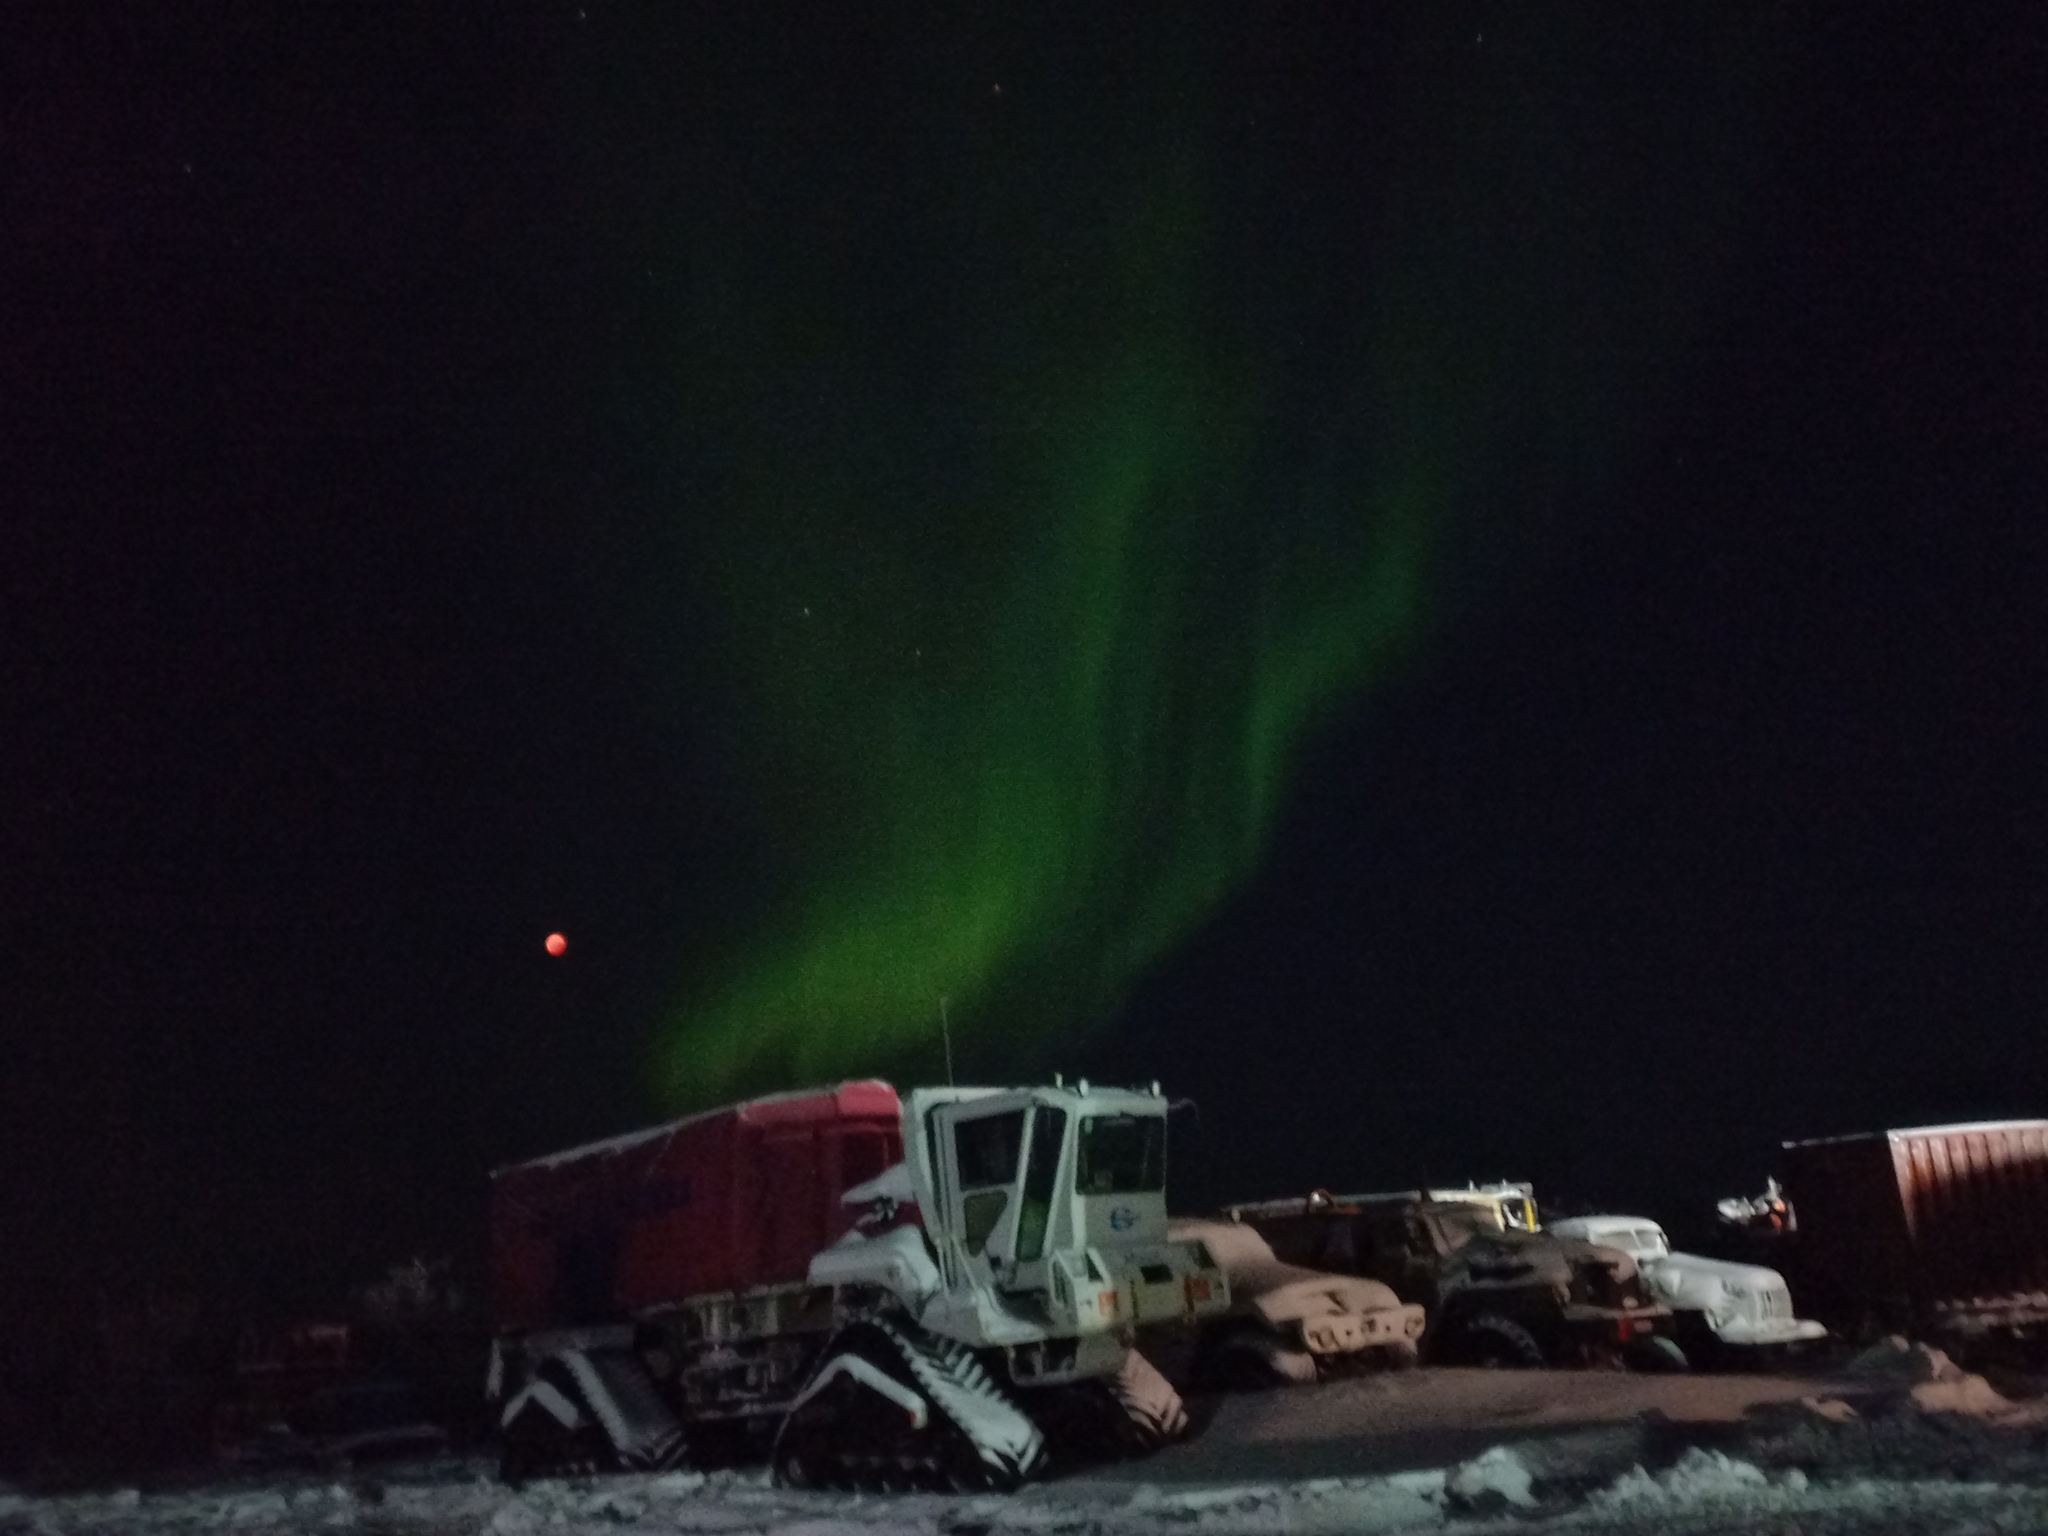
[[930, 1094, 1035, 1285]]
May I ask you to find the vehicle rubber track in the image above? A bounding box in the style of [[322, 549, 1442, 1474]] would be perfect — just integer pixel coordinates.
[[772, 1319, 1046, 1492], [1101, 1346, 1188, 1451], [1035, 1347, 1189, 1467]]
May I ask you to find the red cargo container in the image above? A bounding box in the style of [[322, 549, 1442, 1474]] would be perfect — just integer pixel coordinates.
[[1781, 1120, 2048, 1337], [490, 1081, 903, 1333]]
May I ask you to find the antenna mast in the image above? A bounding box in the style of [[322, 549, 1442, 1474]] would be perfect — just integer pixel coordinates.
[[940, 995, 955, 1086]]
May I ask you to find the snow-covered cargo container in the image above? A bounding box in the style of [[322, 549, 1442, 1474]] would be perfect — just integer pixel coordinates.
[[490, 1081, 903, 1331], [1780, 1119, 2048, 1339]]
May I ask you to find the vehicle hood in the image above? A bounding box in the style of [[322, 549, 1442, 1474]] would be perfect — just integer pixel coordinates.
[[1171, 1217, 1405, 1323], [1645, 1251, 1827, 1345], [1648, 1251, 1785, 1293], [1439, 1230, 1645, 1301]]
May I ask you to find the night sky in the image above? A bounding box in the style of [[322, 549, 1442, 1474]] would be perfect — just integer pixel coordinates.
[[6, 6, 2045, 1316]]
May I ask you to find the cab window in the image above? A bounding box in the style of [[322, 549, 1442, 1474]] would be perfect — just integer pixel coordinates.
[[1076, 1114, 1165, 1194], [1014, 1106, 1067, 1262], [954, 1110, 1025, 1188], [954, 1109, 1026, 1252]]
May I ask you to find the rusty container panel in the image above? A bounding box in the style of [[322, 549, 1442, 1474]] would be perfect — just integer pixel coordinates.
[[1783, 1120, 2048, 1333], [1779, 1132, 1916, 1331], [1890, 1121, 2048, 1319]]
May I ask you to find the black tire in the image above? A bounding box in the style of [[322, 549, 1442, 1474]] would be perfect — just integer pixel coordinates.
[[1448, 1314, 1546, 1369], [1381, 1340, 1421, 1372], [1628, 1335, 1690, 1373], [1199, 1326, 1315, 1390]]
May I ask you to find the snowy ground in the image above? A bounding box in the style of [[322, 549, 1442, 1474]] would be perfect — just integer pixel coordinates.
[[12, 1445, 2048, 1536], [12, 1347, 2048, 1534]]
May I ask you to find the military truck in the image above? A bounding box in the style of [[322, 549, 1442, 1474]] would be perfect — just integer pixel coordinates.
[[488, 1080, 1230, 1490], [1227, 1190, 1683, 1370], [1167, 1218, 1424, 1384]]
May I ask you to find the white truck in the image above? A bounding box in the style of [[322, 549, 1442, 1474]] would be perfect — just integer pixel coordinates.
[[1547, 1215, 1826, 1355], [488, 1079, 1232, 1490]]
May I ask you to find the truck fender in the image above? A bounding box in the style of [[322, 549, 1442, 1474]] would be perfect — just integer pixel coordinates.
[[840, 1160, 918, 1209], [807, 1223, 942, 1309]]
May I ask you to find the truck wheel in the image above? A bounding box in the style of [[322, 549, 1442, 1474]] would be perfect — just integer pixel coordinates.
[[1379, 1340, 1421, 1372], [1671, 1310, 1723, 1369], [1203, 1326, 1318, 1389], [1627, 1335, 1689, 1373], [1450, 1315, 1545, 1369]]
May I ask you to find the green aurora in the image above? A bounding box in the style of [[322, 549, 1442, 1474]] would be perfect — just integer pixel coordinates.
[[642, 13, 1781, 1106]]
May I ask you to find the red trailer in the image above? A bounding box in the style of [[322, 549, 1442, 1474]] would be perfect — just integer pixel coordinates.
[[1780, 1120, 2048, 1340], [489, 1081, 903, 1332]]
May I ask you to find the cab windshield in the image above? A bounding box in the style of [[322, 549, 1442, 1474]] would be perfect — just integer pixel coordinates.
[[1076, 1114, 1165, 1194]]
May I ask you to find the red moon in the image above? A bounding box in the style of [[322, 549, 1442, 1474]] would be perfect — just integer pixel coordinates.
[[544, 932, 568, 957]]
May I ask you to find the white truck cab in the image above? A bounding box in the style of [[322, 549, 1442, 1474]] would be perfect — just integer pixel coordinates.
[[1547, 1215, 1825, 1349], [813, 1081, 1229, 1380]]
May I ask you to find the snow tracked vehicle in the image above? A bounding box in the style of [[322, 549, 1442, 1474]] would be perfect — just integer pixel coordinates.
[[487, 1080, 1229, 1489]]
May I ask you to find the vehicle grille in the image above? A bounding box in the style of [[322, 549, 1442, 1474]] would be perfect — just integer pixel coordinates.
[[1572, 1261, 1631, 1310]]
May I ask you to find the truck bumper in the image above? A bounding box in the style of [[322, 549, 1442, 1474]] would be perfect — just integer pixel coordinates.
[[1298, 1303, 1426, 1356], [1562, 1303, 1675, 1344], [1712, 1316, 1828, 1347]]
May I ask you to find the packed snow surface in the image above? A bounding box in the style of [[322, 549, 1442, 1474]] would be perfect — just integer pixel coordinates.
[[10, 1445, 2048, 1536], [16, 1363, 2048, 1533]]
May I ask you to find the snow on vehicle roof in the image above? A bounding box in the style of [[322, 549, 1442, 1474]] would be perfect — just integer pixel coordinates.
[[1552, 1216, 1671, 1251], [1554, 1214, 1659, 1232], [491, 1080, 898, 1175], [1784, 1119, 2048, 1149]]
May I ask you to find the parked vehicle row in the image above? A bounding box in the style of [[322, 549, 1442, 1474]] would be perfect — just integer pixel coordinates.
[[1217, 1189, 1692, 1374], [479, 1081, 2045, 1490]]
